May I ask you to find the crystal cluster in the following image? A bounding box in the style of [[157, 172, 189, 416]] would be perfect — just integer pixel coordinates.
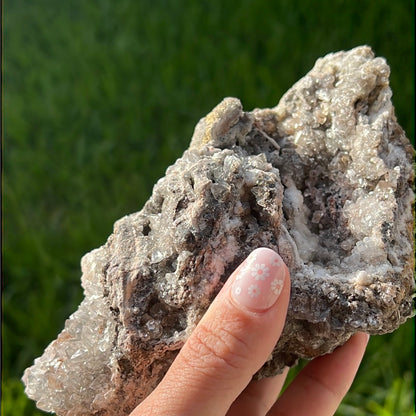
[[23, 46, 415, 416]]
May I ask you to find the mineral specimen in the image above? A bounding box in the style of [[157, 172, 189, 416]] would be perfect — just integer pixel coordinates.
[[23, 46, 415, 416]]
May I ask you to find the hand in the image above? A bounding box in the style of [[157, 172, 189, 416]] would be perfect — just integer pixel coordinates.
[[130, 248, 369, 416]]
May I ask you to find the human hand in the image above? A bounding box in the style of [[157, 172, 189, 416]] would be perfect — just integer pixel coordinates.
[[130, 248, 369, 416]]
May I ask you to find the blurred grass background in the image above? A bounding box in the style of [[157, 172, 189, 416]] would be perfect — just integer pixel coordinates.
[[2, 0, 414, 415]]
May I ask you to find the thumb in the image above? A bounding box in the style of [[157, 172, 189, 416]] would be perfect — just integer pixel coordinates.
[[134, 247, 290, 416]]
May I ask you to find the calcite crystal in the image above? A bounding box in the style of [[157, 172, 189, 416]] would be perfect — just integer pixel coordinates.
[[23, 46, 415, 416]]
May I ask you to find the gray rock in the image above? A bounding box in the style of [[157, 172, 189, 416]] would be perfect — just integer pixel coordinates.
[[23, 46, 415, 416]]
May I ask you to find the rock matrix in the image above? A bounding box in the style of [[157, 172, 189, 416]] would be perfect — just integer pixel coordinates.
[[23, 46, 415, 416]]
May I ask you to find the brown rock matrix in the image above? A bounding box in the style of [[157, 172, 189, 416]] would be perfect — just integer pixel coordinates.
[[23, 46, 415, 416]]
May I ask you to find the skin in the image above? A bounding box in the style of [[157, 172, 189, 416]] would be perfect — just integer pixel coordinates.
[[130, 249, 369, 416]]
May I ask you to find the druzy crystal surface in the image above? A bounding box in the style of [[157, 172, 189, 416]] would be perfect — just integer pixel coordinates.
[[23, 46, 415, 416]]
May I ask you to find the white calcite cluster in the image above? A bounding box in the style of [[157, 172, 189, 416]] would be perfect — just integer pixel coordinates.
[[23, 249, 117, 414], [23, 46, 415, 416]]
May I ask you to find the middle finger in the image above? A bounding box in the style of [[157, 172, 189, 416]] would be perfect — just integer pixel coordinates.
[[227, 367, 289, 416]]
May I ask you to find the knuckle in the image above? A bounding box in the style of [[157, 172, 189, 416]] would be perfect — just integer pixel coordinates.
[[184, 320, 252, 377], [304, 370, 342, 402]]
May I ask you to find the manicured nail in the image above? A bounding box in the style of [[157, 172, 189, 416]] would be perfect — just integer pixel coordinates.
[[231, 248, 286, 311]]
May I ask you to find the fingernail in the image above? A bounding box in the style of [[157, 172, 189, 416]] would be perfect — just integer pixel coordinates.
[[231, 248, 286, 311], [362, 333, 370, 343]]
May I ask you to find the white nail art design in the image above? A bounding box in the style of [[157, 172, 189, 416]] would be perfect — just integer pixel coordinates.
[[272, 257, 282, 267], [251, 263, 270, 280], [271, 279, 284, 296], [232, 248, 285, 310], [248, 284, 261, 298]]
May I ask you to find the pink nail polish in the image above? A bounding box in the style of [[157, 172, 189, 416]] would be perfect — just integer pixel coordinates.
[[231, 248, 286, 311]]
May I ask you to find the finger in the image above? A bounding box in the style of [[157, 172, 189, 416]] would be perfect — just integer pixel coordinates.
[[268, 332, 369, 416], [132, 247, 291, 416], [227, 367, 289, 416]]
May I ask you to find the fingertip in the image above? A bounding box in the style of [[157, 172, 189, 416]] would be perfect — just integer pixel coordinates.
[[348, 332, 370, 351], [229, 247, 290, 313]]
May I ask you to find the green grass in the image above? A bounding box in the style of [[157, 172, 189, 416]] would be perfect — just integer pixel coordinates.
[[3, 0, 414, 415]]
